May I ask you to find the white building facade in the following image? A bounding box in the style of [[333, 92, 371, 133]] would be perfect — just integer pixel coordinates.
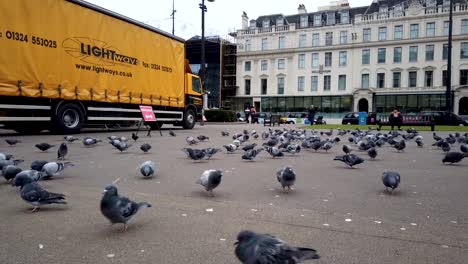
[[232, 0, 468, 118]]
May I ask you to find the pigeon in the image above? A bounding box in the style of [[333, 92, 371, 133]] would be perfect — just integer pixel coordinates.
[[221, 131, 229, 137], [277, 166, 296, 192], [185, 148, 206, 161], [12, 174, 66, 212], [433, 132, 442, 142], [140, 143, 152, 153], [415, 137, 424, 147], [30, 160, 49, 171], [0, 153, 13, 160], [100, 184, 151, 231], [196, 169, 223, 196], [461, 144, 468, 153], [2, 165, 22, 182], [57, 143, 68, 160], [64, 136, 79, 143], [253, 134, 259, 139], [263, 138, 278, 147], [5, 139, 21, 146], [242, 143, 257, 151], [114, 141, 131, 152], [333, 154, 365, 168], [242, 148, 263, 161], [442, 152, 467, 164], [320, 142, 333, 152], [441, 141, 451, 153], [0, 159, 24, 170], [35, 143, 54, 152], [261, 132, 269, 140], [197, 135, 210, 141], [234, 230, 320, 264], [131, 132, 139, 142], [342, 144, 352, 154], [82, 137, 101, 146], [139, 161, 155, 178], [15, 170, 41, 182], [223, 144, 238, 153], [265, 147, 284, 158], [202, 148, 221, 159], [40, 162, 74, 179], [169, 130, 176, 137], [367, 147, 377, 160], [186, 136, 198, 145], [310, 141, 322, 152], [382, 171, 401, 193], [284, 144, 301, 154], [393, 140, 406, 152]]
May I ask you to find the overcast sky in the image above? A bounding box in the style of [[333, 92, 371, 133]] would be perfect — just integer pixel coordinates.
[[86, 0, 371, 40]]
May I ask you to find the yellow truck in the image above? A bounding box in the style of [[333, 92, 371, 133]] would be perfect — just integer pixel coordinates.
[[0, 0, 203, 133]]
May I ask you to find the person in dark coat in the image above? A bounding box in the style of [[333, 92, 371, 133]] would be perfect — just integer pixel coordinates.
[[307, 105, 316, 125], [389, 108, 402, 130]]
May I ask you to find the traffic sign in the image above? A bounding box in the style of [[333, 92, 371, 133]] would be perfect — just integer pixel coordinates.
[[139, 105, 156, 122]]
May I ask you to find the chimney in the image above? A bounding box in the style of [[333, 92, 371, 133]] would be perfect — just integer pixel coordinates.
[[241, 11, 248, 29], [298, 4, 307, 14]]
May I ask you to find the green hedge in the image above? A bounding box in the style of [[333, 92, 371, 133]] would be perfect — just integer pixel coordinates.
[[204, 109, 237, 122]]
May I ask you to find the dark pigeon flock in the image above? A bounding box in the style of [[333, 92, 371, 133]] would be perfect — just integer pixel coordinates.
[[1, 126, 467, 263]]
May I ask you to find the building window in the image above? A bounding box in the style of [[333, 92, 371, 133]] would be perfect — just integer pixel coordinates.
[[378, 48, 386, 63], [245, 61, 251, 71], [278, 36, 285, 49], [262, 20, 270, 28], [408, 71, 417, 87], [325, 32, 333, 45], [261, 60, 268, 71], [312, 33, 320, 46], [394, 25, 403, 40], [378, 27, 387, 41], [323, 75, 331, 91], [297, 76, 305, 91], [245, 79, 251, 95], [425, 45, 434, 61], [300, 16, 308, 28], [338, 75, 346, 90], [340, 31, 347, 44], [277, 77, 284, 94], [261, 79, 267, 95], [325, 52, 332, 67], [276, 18, 284, 27], [362, 49, 370, 64], [393, 47, 402, 63], [462, 19, 468, 34], [312, 53, 319, 68], [340, 11, 349, 24], [460, 70, 468, 85], [299, 34, 307, 48], [409, 46, 418, 62], [327, 12, 335, 25], [314, 14, 322, 26], [461, 42, 468, 59], [377, 73, 385, 88], [410, 24, 419, 39], [245, 39, 251, 51], [311, 76, 318, 91], [277, 59, 285, 70], [443, 70, 448, 86], [298, 54, 305, 69], [393, 72, 401, 88], [339, 51, 347, 66], [261, 38, 268, 50], [443, 43, 448, 60], [425, 71, 433, 87], [363, 28, 371, 42], [444, 21, 449, 36], [361, 74, 369, 89], [426, 22, 435, 37]]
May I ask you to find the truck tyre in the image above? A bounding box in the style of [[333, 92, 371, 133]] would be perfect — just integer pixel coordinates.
[[53, 103, 85, 134], [182, 108, 196, 129]]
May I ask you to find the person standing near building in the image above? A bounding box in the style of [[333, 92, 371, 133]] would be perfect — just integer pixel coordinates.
[[308, 105, 316, 125], [389, 108, 402, 130], [250, 106, 256, 124], [244, 106, 251, 123]]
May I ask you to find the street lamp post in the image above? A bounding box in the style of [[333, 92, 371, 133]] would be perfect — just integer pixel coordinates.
[[446, 0, 453, 113], [199, 0, 214, 125]]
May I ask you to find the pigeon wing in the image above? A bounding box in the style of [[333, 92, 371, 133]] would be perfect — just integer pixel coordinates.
[[117, 196, 139, 219]]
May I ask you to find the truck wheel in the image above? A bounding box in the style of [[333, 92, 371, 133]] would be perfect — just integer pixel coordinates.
[[182, 108, 196, 129], [54, 103, 84, 134]]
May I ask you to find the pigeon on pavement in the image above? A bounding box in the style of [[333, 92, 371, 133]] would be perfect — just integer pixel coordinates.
[[64, 136, 79, 143], [57, 143, 68, 160], [131, 132, 139, 142], [30, 160, 49, 171], [35, 143, 54, 152], [0, 159, 24, 170], [197, 135, 210, 141], [223, 144, 238, 153], [196, 169, 223, 196], [382, 171, 400, 193], [186, 136, 198, 145], [277, 166, 296, 192], [40, 162, 74, 179], [114, 141, 131, 152], [333, 154, 365, 168], [442, 152, 467, 164], [242, 143, 257, 151], [100, 184, 151, 231], [140, 143, 152, 153], [202, 148, 221, 159], [169, 130, 176, 137], [367, 148, 377, 160], [185, 148, 206, 161], [0, 153, 13, 160], [221, 131, 229, 137], [139, 161, 155, 178], [264, 146, 284, 158], [393, 140, 406, 152], [234, 230, 320, 264], [461, 144, 468, 153], [242, 148, 263, 161], [15, 170, 41, 182], [5, 139, 21, 146], [82, 137, 101, 146], [342, 144, 352, 154], [2, 165, 22, 182]]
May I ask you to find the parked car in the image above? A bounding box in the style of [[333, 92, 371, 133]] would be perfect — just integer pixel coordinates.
[[280, 112, 308, 124], [420, 111, 467, 126], [341, 112, 377, 125], [252, 112, 268, 124]]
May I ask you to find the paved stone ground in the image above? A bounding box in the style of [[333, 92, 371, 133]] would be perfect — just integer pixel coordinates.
[[0, 124, 467, 264]]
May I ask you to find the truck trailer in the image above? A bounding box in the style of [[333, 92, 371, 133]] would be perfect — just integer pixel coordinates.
[[0, 0, 203, 133]]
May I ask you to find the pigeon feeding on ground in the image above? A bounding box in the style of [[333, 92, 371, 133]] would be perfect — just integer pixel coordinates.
[[442, 152, 467, 164], [5, 139, 21, 146], [114, 141, 131, 152], [242, 148, 263, 161], [82, 137, 101, 146], [242, 143, 257, 151], [57, 143, 68, 160], [334, 154, 365, 168], [0, 153, 13, 160], [320, 142, 333, 152], [277, 166, 296, 192], [131, 132, 139, 142], [382, 171, 401, 193], [186, 136, 198, 145], [284, 144, 301, 155], [202, 148, 221, 159], [415, 136, 424, 147], [367, 147, 377, 160], [342, 144, 352, 154], [64, 136, 80, 143], [196, 169, 223, 196], [263, 138, 278, 147], [0, 159, 24, 170], [140, 143, 152, 153], [2, 165, 22, 182], [30, 160, 49, 171], [223, 144, 238, 153], [35, 143, 54, 152], [265, 146, 284, 158], [197, 135, 210, 141], [168, 130, 176, 137], [12, 174, 67, 213], [139, 161, 155, 178], [221, 131, 229, 137], [15, 170, 41, 182], [234, 230, 320, 264], [100, 184, 151, 231], [393, 140, 406, 152], [40, 162, 74, 179], [184, 148, 206, 161], [461, 144, 468, 153]]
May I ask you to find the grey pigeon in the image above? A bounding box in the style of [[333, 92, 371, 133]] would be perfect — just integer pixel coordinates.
[[196, 169, 223, 196], [40, 162, 74, 179], [64, 136, 79, 143], [58, 143, 68, 160], [333, 154, 365, 168], [12, 174, 67, 213], [277, 166, 296, 192], [433, 132, 442, 141], [0, 159, 24, 170], [100, 184, 151, 231], [35, 143, 54, 152], [223, 144, 238, 153], [169, 130, 176, 137], [30, 160, 49, 171], [139, 161, 155, 178], [82, 137, 101, 146], [186, 136, 198, 145], [320, 142, 333, 152], [393, 140, 406, 152], [2, 165, 22, 182], [263, 138, 278, 147], [442, 152, 467, 164], [0, 153, 13, 160], [140, 143, 152, 153], [415, 137, 424, 147], [131, 132, 139, 142], [342, 144, 352, 154], [382, 171, 401, 193], [5, 139, 21, 146], [242, 148, 263, 161], [197, 135, 210, 141], [367, 147, 377, 160], [186, 148, 206, 160], [202, 148, 221, 159], [114, 141, 131, 152], [265, 147, 284, 158], [284, 144, 301, 154], [242, 143, 257, 151], [235, 230, 319, 264], [15, 170, 41, 182], [461, 144, 468, 153], [221, 131, 229, 137]]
